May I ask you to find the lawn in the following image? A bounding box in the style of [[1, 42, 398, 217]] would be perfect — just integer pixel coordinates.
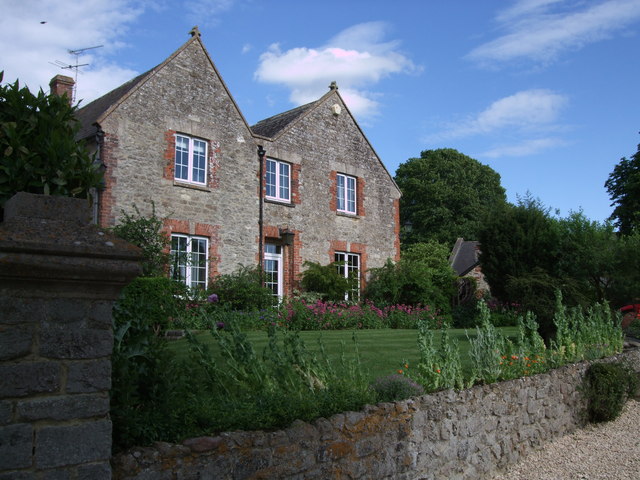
[[169, 327, 519, 382]]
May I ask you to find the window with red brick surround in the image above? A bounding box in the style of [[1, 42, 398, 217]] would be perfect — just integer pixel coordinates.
[[163, 130, 220, 189], [328, 240, 368, 292], [262, 158, 301, 205], [329, 171, 365, 216], [163, 218, 220, 283]]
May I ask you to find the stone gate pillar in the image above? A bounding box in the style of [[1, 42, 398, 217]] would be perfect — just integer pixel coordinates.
[[0, 192, 141, 479]]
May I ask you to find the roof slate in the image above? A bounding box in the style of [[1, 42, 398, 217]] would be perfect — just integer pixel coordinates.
[[251, 101, 318, 138], [449, 238, 480, 276], [75, 69, 152, 140]]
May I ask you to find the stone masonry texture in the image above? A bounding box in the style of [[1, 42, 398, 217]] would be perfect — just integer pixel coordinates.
[[112, 348, 640, 480], [0, 193, 141, 480]]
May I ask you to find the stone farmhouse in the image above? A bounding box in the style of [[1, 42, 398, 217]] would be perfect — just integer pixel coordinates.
[[66, 28, 401, 299]]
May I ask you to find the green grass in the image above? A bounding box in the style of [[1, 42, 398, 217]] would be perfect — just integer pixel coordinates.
[[169, 327, 519, 383]]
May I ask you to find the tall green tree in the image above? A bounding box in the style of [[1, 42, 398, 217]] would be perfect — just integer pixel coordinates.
[[478, 195, 562, 302], [0, 72, 102, 209], [556, 211, 618, 303], [395, 148, 507, 246], [605, 140, 640, 235]]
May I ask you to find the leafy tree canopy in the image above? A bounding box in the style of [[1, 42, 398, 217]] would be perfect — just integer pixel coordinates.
[[478, 196, 640, 338], [605, 140, 640, 235], [0, 72, 102, 208], [395, 148, 507, 246], [478, 194, 563, 305], [364, 241, 456, 312]]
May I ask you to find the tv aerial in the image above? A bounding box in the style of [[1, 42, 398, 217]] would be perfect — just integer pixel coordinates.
[[50, 45, 103, 102]]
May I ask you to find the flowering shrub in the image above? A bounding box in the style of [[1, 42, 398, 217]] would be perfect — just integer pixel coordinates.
[[276, 298, 444, 331]]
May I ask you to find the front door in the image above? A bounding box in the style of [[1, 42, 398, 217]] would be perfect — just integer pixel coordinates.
[[263, 243, 283, 299]]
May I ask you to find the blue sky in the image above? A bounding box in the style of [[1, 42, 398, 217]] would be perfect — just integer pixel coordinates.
[[2, 0, 639, 223]]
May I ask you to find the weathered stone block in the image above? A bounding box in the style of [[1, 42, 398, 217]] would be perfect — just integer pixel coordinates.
[[87, 301, 115, 329], [35, 420, 111, 469], [41, 468, 71, 480], [39, 327, 112, 360], [17, 394, 109, 421], [0, 423, 33, 470], [0, 362, 60, 398], [0, 325, 33, 361], [76, 461, 111, 480], [44, 298, 90, 325], [66, 359, 111, 393], [0, 471, 34, 480], [0, 401, 12, 425], [0, 296, 45, 325]]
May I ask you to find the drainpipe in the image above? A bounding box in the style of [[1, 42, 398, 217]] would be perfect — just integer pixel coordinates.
[[257, 145, 266, 284], [93, 124, 106, 225]]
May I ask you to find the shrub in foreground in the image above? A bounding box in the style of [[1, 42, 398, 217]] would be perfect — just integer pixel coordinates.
[[370, 374, 424, 402], [584, 362, 638, 423]]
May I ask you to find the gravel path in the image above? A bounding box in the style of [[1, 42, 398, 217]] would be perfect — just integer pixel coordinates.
[[491, 399, 640, 480]]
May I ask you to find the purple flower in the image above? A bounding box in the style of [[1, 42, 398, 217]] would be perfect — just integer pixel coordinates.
[[216, 322, 225, 329], [207, 293, 219, 303]]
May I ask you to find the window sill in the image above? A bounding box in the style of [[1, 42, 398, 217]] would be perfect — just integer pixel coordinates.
[[265, 198, 295, 208], [336, 211, 360, 219], [173, 180, 211, 192]]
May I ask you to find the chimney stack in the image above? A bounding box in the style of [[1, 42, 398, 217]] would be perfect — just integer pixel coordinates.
[[49, 74, 75, 104]]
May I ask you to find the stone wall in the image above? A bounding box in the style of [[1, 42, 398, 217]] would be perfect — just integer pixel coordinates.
[[113, 348, 640, 480], [0, 193, 141, 479]]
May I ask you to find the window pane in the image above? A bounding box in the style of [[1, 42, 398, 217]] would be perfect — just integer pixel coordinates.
[[337, 175, 345, 211], [279, 162, 290, 200], [175, 136, 189, 180], [192, 139, 206, 184], [170, 235, 188, 282], [334, 251, 360, 301], [171, 235, 208, 289], [266, 159, 276, 198], [346, 176, 356, 213], [263, 258, 279, 296], [264, 244, 281, 254]]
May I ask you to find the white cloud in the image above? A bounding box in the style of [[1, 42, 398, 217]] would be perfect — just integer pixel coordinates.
[[0, 0, 144, 104], [468, 0, 640, 66], [480, 137, 568, 158], [254, 22, 419, 119], [429, 89, 568, 141]]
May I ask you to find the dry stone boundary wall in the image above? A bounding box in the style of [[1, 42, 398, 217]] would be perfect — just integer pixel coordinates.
[[113, 350, 640, 480]]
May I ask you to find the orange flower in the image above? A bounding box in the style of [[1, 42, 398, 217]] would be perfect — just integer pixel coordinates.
[[404, 363, 409, 369], [436, 369, 441, 374], [398, 369, 403, 374]]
